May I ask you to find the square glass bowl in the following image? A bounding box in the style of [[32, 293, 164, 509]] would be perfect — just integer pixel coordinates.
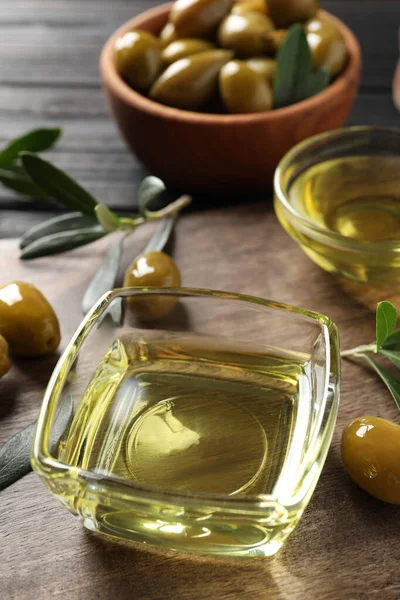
[[32, 288, 340, 557], [274, 127, 400, 283]]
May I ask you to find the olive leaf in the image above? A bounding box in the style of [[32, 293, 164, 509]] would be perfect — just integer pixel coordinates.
[[20, 152, 98, 216], [360, 354, 400, 412], [20, 212, 99, 250], [95, 204, 122, 232], [382, 329, 400, 349], [82, 233, 126, 317], [295, 68, 330, 103], [0, 395, 74, 491], [0, 166, 47, 198], [143, 215, 175, 253], [378, 349, 400, 370], [0, 127, 61, 167], [376, 301, 398, 349], [342, 301, 400, 414], [138, 176, 166, 218], [20, 226, 106, 260], [273, 24, 330, 109]]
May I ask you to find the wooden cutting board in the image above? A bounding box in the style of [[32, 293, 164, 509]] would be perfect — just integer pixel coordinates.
[[1, 202, 400, 600]]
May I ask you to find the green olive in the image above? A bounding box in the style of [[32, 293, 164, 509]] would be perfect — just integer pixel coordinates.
[[218, 12, 274, 58], [150, 49, 233, 110], [0, 281, 60, 357], [114, 30, 162, 90], [306, 17, 347, 76], [124, 251, 181, 320], [267, 0, 318, 28], [232, 0, 268, 17], [342, 416, 400, 505], [263, 29, 287, 54], [220, 60, 272, 113], [0, 335, 11, 378], [159, 22, 179, 48], [171, 0, 233, 38], [161, 38, 215, 65], [246, 57, 276, 83]]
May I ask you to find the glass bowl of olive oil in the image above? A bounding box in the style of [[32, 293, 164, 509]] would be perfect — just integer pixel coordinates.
[[274, 127, 400, 283], [32, 288, 340, 557]]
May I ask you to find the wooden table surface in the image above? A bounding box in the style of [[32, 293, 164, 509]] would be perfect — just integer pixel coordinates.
[[1, 1, 400, 599]]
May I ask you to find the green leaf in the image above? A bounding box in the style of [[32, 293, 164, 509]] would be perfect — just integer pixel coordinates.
[[0, 166, 47, 198], [273, 24, 312, 109], [361, 354, 400, 411], [20, 212, 98, 249], [95, 204, 121, 232], [296, 68, 330, 103], [382, 328, 400, 349], [379, 349, 400, 370], [143, 216, 175, 253], [0, 395, 73, 491], [138, 176, 166, 218], [82, 234, 125, 316], [20, 152, 98, 216], [20, 227, 106, 259], [376, 301, 398, 349], [0, 128, 62, 167]]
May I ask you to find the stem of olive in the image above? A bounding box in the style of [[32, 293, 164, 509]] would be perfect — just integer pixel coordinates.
[[144, 194, 192, 220], [117, 194, 192, 230], [341, 343, 377, 358]]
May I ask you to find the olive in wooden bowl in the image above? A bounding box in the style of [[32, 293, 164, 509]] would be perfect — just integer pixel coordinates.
[[100, 1, 361, 192]]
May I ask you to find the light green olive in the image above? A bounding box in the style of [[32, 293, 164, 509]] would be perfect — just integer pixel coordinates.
[[246, 57, 276, 83], [218, 12, 275, 58], [306, 17, 347, 76], [150, 49, 233, 110], [159, 22, 179, 48], [232, 0, 268, 16], [0, 281, 60, 357], [267, 0, 318, 28], [171, 0, 233, 38], [161, 38, 215, 65], [220, 60, 273, 113], [342, 416, 400, 505], [124, 251, 181, 320], [263, 29, 287, 54], [0, 335, 11, 378], [114, 30, 162, 90]]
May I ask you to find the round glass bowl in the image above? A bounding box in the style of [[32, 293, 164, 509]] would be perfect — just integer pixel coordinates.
[[32, 288, 340, 557], [274, 127, 400, 283]]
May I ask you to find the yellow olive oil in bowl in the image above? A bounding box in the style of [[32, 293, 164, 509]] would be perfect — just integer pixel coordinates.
[[275, 127, 400, 283], [32, 289, 340, 557], [60, 337, 300, 500]]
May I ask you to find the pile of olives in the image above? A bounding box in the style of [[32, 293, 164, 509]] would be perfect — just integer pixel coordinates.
[[0, 281, 60, 379], [114, 0, 348, 114]]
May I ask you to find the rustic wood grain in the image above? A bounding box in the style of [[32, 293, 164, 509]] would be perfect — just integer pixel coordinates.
[[1, 203, 400, 600], [0, 0, 399, 217]]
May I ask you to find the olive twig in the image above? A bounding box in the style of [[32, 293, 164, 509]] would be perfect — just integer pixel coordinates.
[[341, 301, 400, 412], [340, 343, 376, 358]]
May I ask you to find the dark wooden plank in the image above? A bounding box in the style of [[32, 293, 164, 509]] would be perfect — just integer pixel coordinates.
[[1, 204, 400, 599], [0, 1, 398, 89], [324, 1, 399, 91]]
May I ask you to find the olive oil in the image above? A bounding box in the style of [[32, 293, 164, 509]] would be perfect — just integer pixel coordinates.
[[290, 155, 400, 241], [57, 336, 313, 554], [276, 153, 400, 282], [61, 337, 305, 495]]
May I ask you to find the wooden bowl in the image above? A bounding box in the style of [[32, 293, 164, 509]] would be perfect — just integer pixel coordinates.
[[100, 3, 361, 193]]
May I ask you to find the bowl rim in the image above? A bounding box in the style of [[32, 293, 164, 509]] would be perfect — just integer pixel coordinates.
[[274, 125, 400, 254], [32, 286, 340, 510], [99, 3, 361, 125]]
